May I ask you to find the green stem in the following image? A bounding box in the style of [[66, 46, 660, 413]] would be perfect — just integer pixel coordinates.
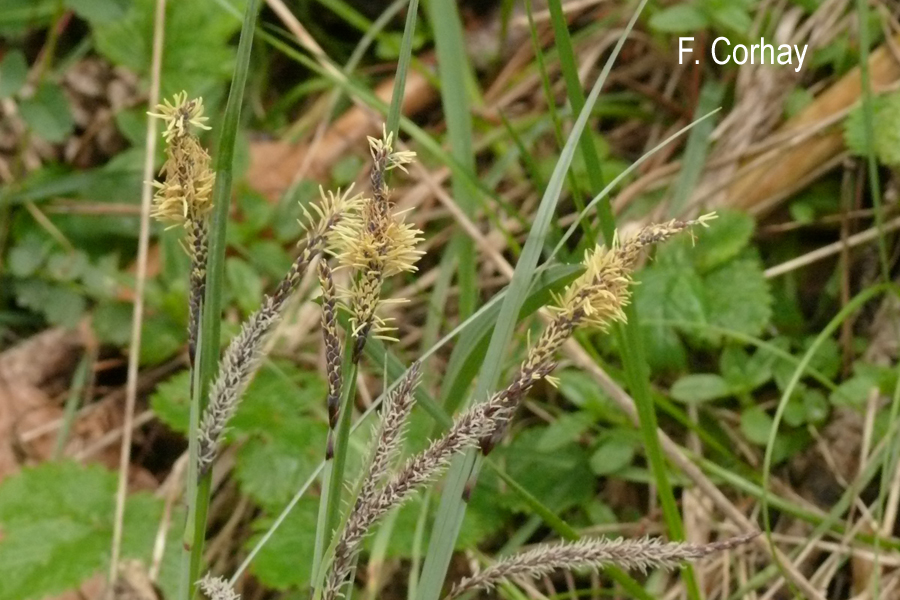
[[180, 1, 261, 597], [313, 341, 358, 581]]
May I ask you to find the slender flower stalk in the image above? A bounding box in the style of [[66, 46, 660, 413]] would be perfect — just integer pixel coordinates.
[[148, 92, 215, 366], [332, 127, 422, 362], [446, 532, 759, 599], [480, 215, 716, 454], [196, 187, 360, 474]]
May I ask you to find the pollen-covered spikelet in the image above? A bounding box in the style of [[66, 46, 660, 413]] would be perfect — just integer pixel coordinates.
[[479, 215, 716, 455], [196, 187, 358, 474], [148, 92, 215, 227], [148, 92, 216, 365], [331, 128, 423, 359]]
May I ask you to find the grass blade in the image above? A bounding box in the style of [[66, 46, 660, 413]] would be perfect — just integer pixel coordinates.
[[415, 4, 648, 600], [181, 0, 261, 596], [428, 0, 478, 318]]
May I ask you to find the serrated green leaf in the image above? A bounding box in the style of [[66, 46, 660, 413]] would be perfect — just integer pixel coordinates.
[[719, 345, 772, 393], [7, 234, 48, 277], [92, 301, 134, 346], [705, 259, 772, 338], [150, 369, 193, 432], [556, 369, 625, 422], [235, 421, 327, 508], [634, 265, 690, 372], [670, 373, 732, 403], [590, 434, 636, 475], [226, 257, 264, 316], [13, 279, 85, 327], [247, 497, 319, 590], [649, 5, 708, 32], [0, 50, 27, 98], [0, 462, 170, 600], [18, 83, 75, 143], [537, 412, 592, 452], [690, 210, 754, 272], [65, 0, 128, 23], [139, 312, 184, 365], [845, 91, 900, 165], [491, 428, 593, 513], [92, 0, 247, 95], [151, 362, 327, 507], [801, 335, 841, 380]]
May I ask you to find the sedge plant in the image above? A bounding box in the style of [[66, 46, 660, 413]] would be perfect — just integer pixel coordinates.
[[149, 97, 753, 599]]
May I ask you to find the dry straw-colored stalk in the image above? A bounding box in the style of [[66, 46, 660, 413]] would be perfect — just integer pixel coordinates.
[[331, 127, 422, 362], [148, 92, 215, 365], [196, 186, 360, 474], [447, 532, 760, 599]]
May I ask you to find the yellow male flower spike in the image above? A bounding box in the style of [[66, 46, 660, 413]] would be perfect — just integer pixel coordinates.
[[148, 94, 216, 227], [148, 92, 217, 365], [479, 214, 716, 455], [367, 125, 416, 173], [331, 126, 424, 360], [148, 91, 211, 143]]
